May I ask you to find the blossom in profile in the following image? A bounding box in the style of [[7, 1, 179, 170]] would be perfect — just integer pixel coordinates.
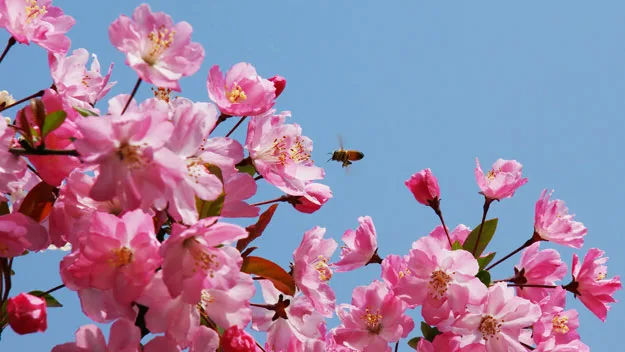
[[534, 189, 587, 248], [333, 216, 378, 273], [475, 158, 528, 200]]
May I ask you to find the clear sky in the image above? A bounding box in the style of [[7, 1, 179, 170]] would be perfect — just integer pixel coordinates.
[[1, 0, 623, 350]]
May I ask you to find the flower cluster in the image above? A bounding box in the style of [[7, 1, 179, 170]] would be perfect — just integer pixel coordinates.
[[0, 1, 620, 351]]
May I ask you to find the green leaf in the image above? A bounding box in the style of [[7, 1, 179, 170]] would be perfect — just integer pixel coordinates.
[[420, 322, 440, 342], [236, 163, 256, 177], [476, 270, 492, 286], [462, 218, 498, 257], [407, 337, 421, 349], [73, 106, 99, 117], [451, 240, 463, 250], [41, 111, 67, 138], [477, 252, 496, 269], [29, 291, 62, 308], [196, 164, 225, 218], [240, 256, 296, 296]]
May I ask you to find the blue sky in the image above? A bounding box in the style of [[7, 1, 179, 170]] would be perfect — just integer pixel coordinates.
[[1, 0, 624, 350]]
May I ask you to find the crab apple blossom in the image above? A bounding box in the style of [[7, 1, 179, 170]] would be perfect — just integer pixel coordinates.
[[380, 254, 412, 299], [220, 172, 259, 218], [533, 287, 580, 345], [416, 332, 483, 352], [108, 3, 204, 90], [474, 158, 528, 200], [0, 115, 27, 191], [60, 210, 161, 304], [51, 318, 141, 352], [207, 62, 277, 116], [533, 189, 587, 248], [245, 110, 324, 196], [291, 226, 337, 317], [427, 223, 471, 250], [74, 287, 137, 324], [160, 218, 247, 304], [251, 280, 326, 351], [198, 272, 255, 329], [48, 48, 116, 108], [0, 212, 49, 257], [451, 283, 541, 351], [6, 292, 47, 335], [74, 107, 186, 211], [0, 0, 75, 54], [220, 325, 257, 352], [535, 337, 590, 352], [565, 248, 622, 322], [405, 168, 440, 206], [394, 236, 487, 317], [291, 182, 333, 214], [512, 242, 567, 303], [333, 216, 378, 272], [334, 280, 414, 352]]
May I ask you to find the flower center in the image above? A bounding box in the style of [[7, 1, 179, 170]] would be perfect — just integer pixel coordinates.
[[486, 168, 501, 180], [108, 247, 133, 267], [361, 306, 383, 334], [144, 25, 175, 65], [81, 74, 90, 87], [428, 269, 452, 299], [152, 87, 173, 103], [186, 158, 208, 184], [116, 142, 146, 169], [597, 271, 607, 280], [552, 315, 569, 334], [398, 268, 411, 279], [184, 238, 220, 277], [314, 255, 332, 281], [24, 0, 47, 24], [289, 136, 311, 163], [225, 84, 247, 103], [479, 315, 502, 340]]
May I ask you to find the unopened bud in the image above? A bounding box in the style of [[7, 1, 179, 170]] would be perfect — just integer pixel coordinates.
[[268, 75, 286, 98]]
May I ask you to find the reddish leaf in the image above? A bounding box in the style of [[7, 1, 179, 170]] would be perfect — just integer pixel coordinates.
[[237, 204, 279, 251], [18, 181, 58, 222], [241, 256, 295, 296]]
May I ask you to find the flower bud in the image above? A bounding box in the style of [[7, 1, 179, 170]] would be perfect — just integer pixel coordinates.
[[7, 293, 47, 335], [220, 325, 256, 352], [268, 75, 286, 98], [405, 168, 440, 206], [292, 183, 332, 214]]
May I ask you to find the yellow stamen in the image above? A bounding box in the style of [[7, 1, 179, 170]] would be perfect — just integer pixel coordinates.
[[314, 255, 332, 281], [144, 25, 175, 65], [398, 269, 411, 279], [152, 87, 173, 103], [184, 238, 219, 277], [225, 84, 247, 103], [428, 269, 452, 299], [552, 315, 570, 334], [24, 0, 47, 24], [361, 306, 383, 333], [479, 315, 503, 340], [108, 247, 133, 267]]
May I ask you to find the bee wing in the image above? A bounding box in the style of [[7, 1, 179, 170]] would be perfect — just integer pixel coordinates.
[[337, 134, 344, 150]]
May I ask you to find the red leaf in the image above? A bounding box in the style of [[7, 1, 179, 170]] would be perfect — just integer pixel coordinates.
[[18, 181, 58, 222], [241, 256, 295, 296], [236, 204, 279, 251]]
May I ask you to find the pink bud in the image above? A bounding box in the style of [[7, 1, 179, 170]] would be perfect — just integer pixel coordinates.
[[292, 183, 333, 214], [7, 293, 47, 335], [220, 325, 256, 352], [405, 168, 440, 206], [268, 75, 286, 98]]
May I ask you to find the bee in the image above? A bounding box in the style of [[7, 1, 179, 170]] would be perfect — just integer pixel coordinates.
[[328, 135, 364, 168]]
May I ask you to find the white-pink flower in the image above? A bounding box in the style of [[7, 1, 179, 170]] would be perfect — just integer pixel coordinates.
[[534, 189, 587, 249], [333, 216, 378, 272], [475, 158, 528, 200]]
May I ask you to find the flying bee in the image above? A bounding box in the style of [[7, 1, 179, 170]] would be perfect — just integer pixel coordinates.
[[328, 135, 364, 168]]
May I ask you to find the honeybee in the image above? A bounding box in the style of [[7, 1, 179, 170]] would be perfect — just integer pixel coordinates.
[[328, 135, 364, 168]]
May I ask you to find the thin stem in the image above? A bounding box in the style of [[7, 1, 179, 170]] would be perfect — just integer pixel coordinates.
[[0, 89, 45, 113], [254, 175, 264, 181], [121, 78, 142, 114], [484, 237, 536, 271], [0, 37, 16, 65], [250, 195, 289, 207], [1, 258, 13, 304], [507, 283, 558, 289], [250, 303, 273, 310], [434, 207, 453, 248], [225, 116, 247, 137], [40, 284, 65, 296], [10, 148, 79, 156], [395, 341, 399, 352], [256, 342, 267, 352], [472, 197, 494, 256]]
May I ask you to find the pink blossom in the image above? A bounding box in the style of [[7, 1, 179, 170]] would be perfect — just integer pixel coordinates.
[[292, 182, 333, 214], [334, 280, 414, 352], [221, 172, 259, 218], [452, 283, 541, 351], [475, 158, 528, 200], [207, 62, 276, 116], [0, 116, 26, 191], [5, 168, 40, 212], [268, 75, 287, 98], [74, 108, 186, 211], [245, 111, 324, 196], [7, 292, 47, 335], [108, 4, 204, 91], [416, 332, 483, 352], [60, 210, 161, 304], [534, 189, 587, 248], [380, 254, 412, 299], [0, 212, 49, 256], [333, 216, 378, 272], [566, 248, 622, 322], [394, 236, 487, 318], [74, 288, 137, 324], [405, 168, 440, 206], [0, 0, 75, 54], [160, 218, 247, 304], [251, 280, 325, 351], [51, 318, 141, 352], [199, 272, 255, 329], [535, 338, 590, 352], [49, 48, 116, 108], [292, 226, 337, 317], [143, 336, 182, 352], [220, 325, 256, 352], [533, 287, 580, 345], [17, 89, 81, 186], [512, 242, 567, 303], [427, 223, 471, 250]]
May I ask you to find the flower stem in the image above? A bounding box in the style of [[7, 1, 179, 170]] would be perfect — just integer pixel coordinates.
[[225, 116, 248, 137], [0, 37, 16, 65], [250, 195, 289, 207], [121, 78, 142, 114], [507, 283, 559, 289], [0, 258, 13, 306], [472, 197, 494, 256], [432, 203, 453, 248], [10, 148, 79, 156], [484, 234, 539, 271], [39, 284, 65, 296], [254, 175, 264, 181], [395, 342, 399, 352], [0, 89, 45, 113], [256, 342, 267, 352]]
